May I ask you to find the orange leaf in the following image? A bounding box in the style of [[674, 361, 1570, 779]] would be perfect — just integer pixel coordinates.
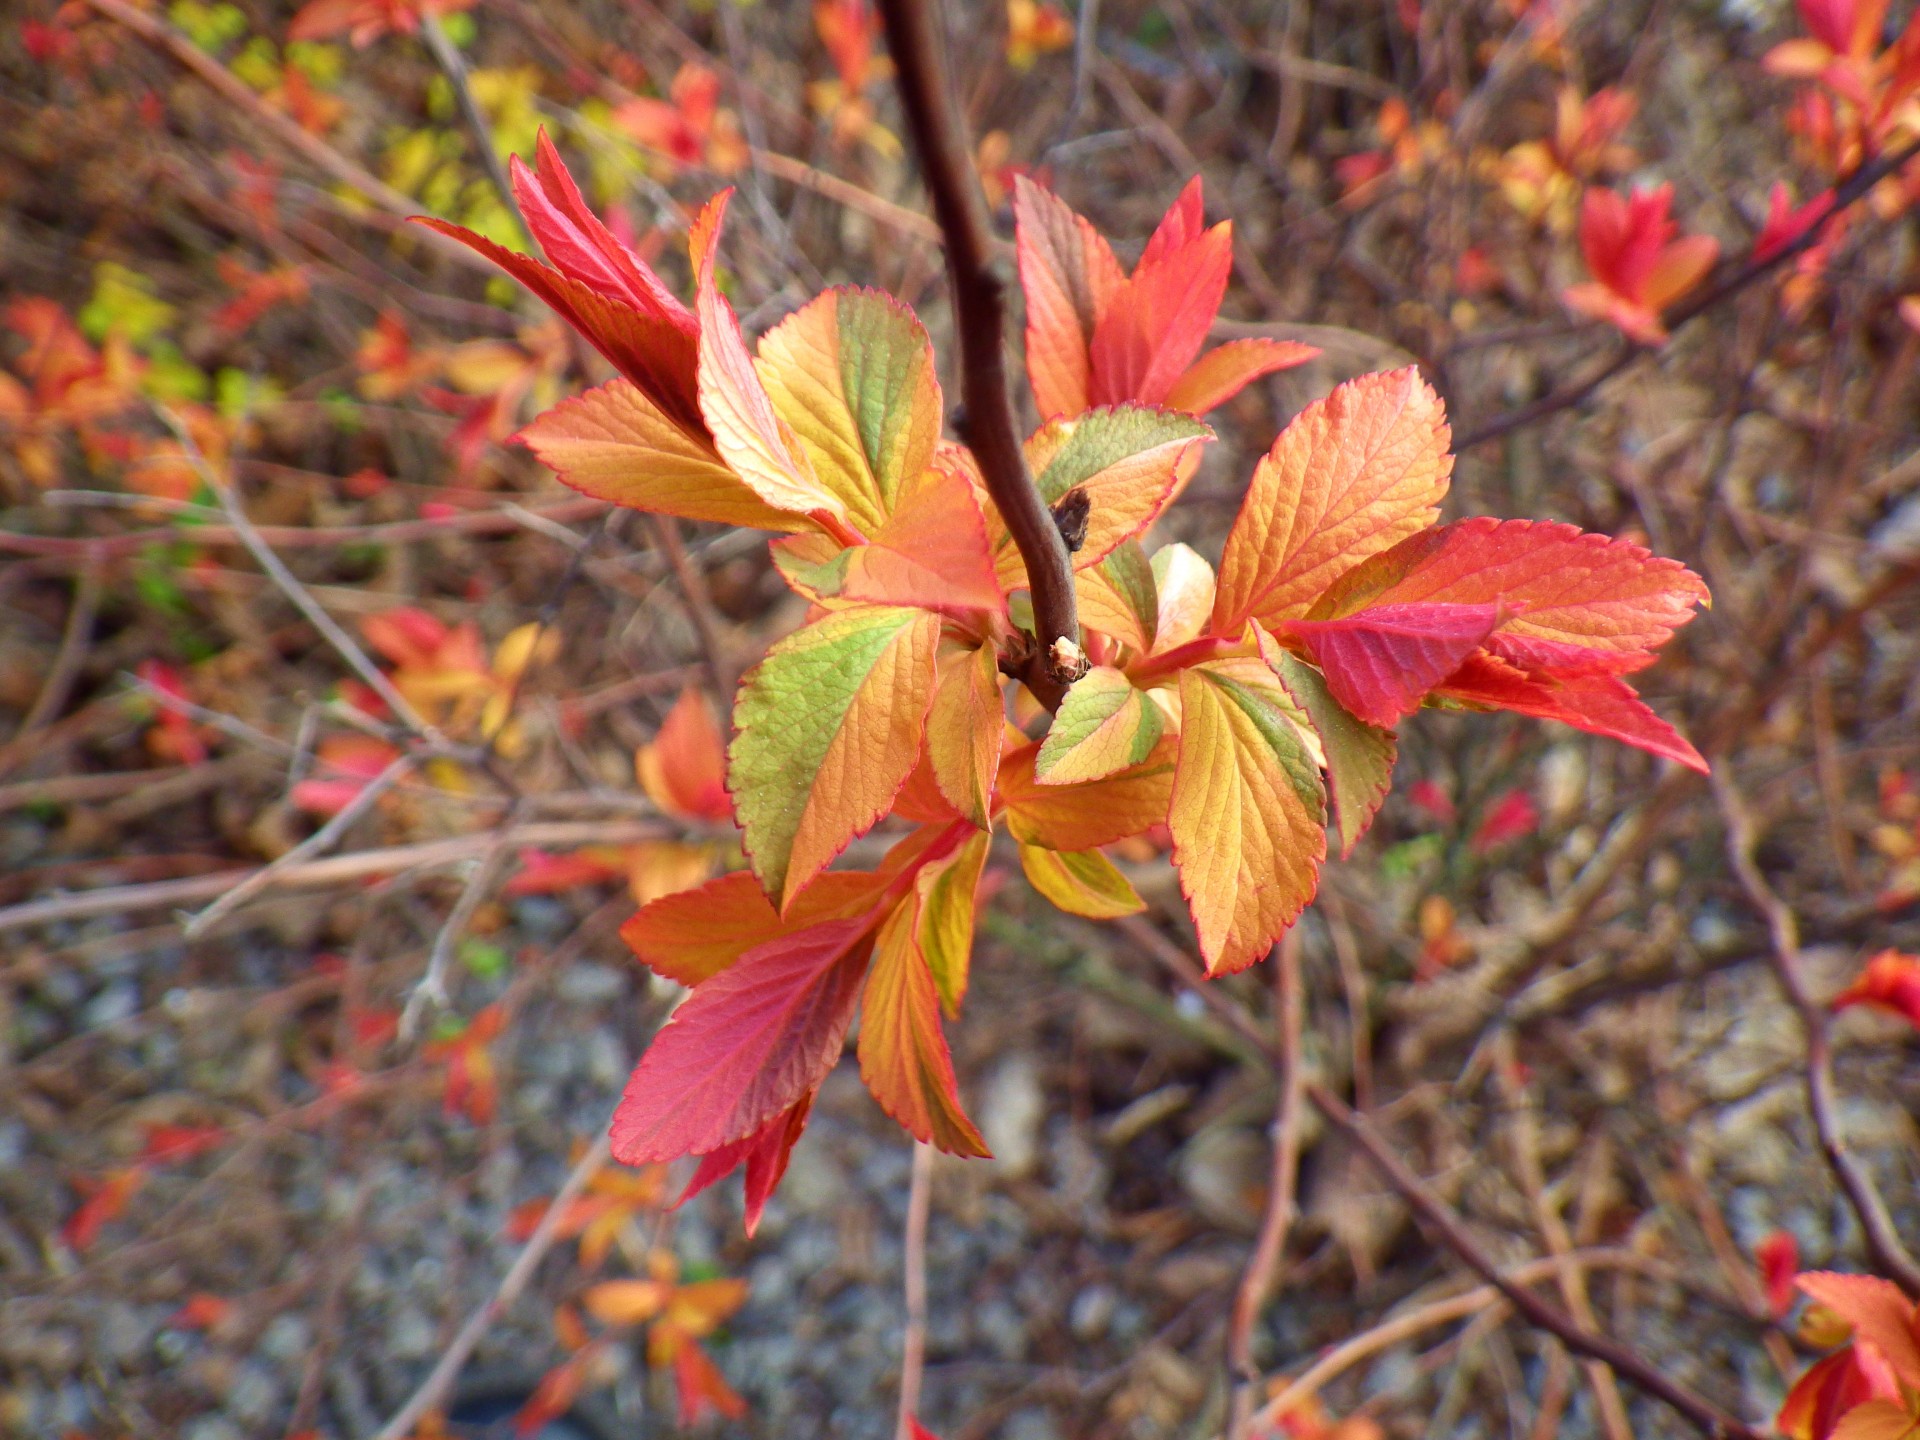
[[515, 378, 801, 531], [925, 640, 1006, 827], [1213, 368, 1452, 635], [581, 1278, 672, 1327], [620, 869, 889, 988], [637, 688, 734, 823], [1798, 1273, 1920, 1390], [1171, 661, 1326, 974], [690, 191, 849, 531], [1013, 175, 1126, 419], [671, 1338, 748, 1424], [857, 898, 990, 1155], [1000, 737, 1177, 852]]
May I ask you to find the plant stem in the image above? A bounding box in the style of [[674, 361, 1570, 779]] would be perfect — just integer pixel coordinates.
[[877, 0, 1079, 709]]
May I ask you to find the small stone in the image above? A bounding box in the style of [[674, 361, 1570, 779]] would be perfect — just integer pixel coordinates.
[[555, 961, 626, 1006], [979, 1054, 1045, 1180], [385, 1305, 437, 1361], [258, 1313, 312, 1366], [181, 1418, 246, 1440], [224, 1361, 282, 1428], [1069, 1285, 1115, 1341], [82, 979, 140, 1029], [1176, 1127, 1267, 1232]]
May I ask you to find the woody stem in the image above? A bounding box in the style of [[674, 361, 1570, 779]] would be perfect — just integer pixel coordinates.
[[877, 0, 1078, 710]]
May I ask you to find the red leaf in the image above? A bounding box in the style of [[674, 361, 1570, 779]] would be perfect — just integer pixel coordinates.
[[610, 919, 872, 1163], [1831, 950, 1920, 1031], [1438, 655, 1706, 772], [1284, 602, 1503, 727], [140, 1124, 226, 1166], [512, 129, 696, 336], [1315, 518, 1708, 669], [1470, 788, 1539, 854], [1757, 1231, 1801, 1319], [672, 1339, 748, 1424], [411, 218, 704, 438], [676, 1093, 814, 1236], [1086, 217, 1232, 407]]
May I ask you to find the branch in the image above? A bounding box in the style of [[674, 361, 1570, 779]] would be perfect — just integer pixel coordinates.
[[1455, 137, 1920, 452], [1226, 935, 1306, 1440], [1710, 770, 1920, 1298], [877, 0, 1080, 708], [896, 1140, 934, 1440], [1307, 1082, 1766, 1440]]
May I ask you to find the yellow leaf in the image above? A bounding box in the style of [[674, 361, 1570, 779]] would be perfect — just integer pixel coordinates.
[[1171, 660, 1325, 974], [1019, 843, 1145, 919]]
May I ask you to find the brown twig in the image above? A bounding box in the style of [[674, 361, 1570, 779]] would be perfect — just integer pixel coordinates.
[[896, 1140, 934, 1440], [0, 816, 673, 937], [370, 1131, 613, 1440], [1226, 934, 1306, 1440], [1710, 769, 1920, 1298], [0, 497, 608, 561], [15, 558, 103, 737], [1307, 1081, 1765, 1440], [877, 0, 1079, 708], [1455, 137, 1920, 452], [1247, 1248, 1678, 1432]]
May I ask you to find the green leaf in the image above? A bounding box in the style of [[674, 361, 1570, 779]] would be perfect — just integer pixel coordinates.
[[1262, 633, 1396, 859], [729, 604, 941, 908], [1019, 843, 1145, 919], [1036, 665, 1164, 785]]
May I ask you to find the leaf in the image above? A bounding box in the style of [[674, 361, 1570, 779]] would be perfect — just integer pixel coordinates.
[[1831, 950, 1920, 1031], [1262, 635, 1395, 858], [637, 688, 734, 823], [1151, 542, 1217, 654], [1214, 368, 1452, 634], [925, 642, 1005, 828], [611, 918, 872, 1163], [1312, 517, 1709, 670], [689, 192, 850, 529], [675, 1092, 813, 1236], [1000, 737, 1177, 851], [1830, 1401, 1920, 1440], [671, 1340, 749, 1424], [1171, 660, 1326, 974], [729, 604, 941, 907], [1019, 843, 1145, 918], [1162, 337, 1318, 414], [1014, 175, 1126, 419], [916, 830, 989, 1016], [516, 379, 803, 531], [1437, 654, 1706, 772], [582, 1278, 672, 1326], [1282, 601, 1504, 727], [1798, 1273, 1920, 1389], [1076, 540, 1158, 653], [1035, 665, 1165, 785], [414, 219, 705, 437], [995, 406, 1211, 585], [754, 287, 941, 535], [771, 458, 1003, 615], [513, 130, 695, 336], [858, 897, 990, 1155], [620, 870, 888, 988], [1087, 214, 1232, 406]]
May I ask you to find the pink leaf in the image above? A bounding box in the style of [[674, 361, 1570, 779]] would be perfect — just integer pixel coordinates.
[[611, 919, 871, 1163]]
